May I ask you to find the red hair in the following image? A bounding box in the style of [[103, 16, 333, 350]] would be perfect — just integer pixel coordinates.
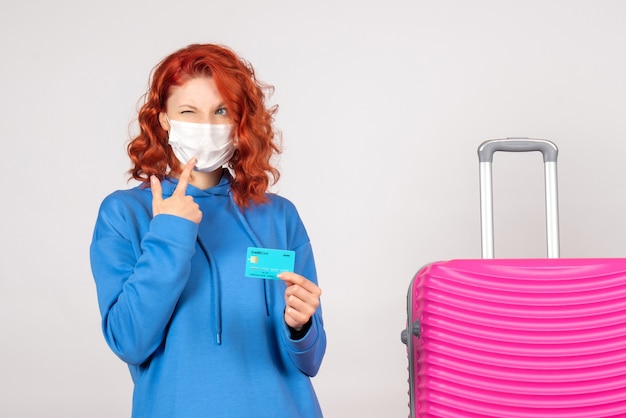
[[127, 43, 281, 208]]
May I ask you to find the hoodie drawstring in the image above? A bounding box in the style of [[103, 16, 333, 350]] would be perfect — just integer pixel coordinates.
[[192, 185, 273, 346], [196, 236, 223, 345]]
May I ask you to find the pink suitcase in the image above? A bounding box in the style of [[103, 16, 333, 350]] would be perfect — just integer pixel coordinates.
[[402, 138, 626, 417]]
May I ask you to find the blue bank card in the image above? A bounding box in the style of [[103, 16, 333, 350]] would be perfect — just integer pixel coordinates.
[[245, 247, 295, 279]]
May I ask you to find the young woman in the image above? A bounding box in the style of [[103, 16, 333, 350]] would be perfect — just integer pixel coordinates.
[[90, 43, 326, 417]]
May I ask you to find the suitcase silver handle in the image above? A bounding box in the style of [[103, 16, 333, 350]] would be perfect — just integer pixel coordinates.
[[477, 138, 560, 259], [478, 138, 558, 163]]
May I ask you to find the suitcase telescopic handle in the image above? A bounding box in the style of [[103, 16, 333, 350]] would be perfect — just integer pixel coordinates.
[[477, 138, 560, 259]]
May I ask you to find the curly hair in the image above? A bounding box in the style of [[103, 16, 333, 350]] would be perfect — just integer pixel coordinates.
[[127, 43, 281, 208]]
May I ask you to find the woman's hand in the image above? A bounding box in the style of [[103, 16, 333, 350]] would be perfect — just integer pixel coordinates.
[[150, 157, 202, 224], [278, 272, 322, 331]]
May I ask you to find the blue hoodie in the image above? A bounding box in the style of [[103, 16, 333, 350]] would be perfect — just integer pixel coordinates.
[[90, 172, 326, 417]]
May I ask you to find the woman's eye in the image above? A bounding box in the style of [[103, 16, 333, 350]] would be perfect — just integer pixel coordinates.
[[215, 107, 228, 116], [180, 110, 193, 114]]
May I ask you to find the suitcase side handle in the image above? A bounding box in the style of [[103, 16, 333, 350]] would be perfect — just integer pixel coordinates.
[[478, 137, 560, 259]]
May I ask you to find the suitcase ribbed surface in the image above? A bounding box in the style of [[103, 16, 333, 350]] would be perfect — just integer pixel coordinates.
[[409, 258, 626, 417]]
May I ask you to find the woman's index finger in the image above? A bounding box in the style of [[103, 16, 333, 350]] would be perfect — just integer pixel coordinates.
[[173, 158, 196, 196], [150, 175, 163, 202], [278, 272, 320, 292]]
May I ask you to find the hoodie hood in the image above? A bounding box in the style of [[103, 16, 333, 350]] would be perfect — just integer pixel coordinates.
[[160, 168, 232, 198]]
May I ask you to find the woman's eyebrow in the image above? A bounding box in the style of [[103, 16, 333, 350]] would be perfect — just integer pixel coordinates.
[[176, 103, 226, 110]]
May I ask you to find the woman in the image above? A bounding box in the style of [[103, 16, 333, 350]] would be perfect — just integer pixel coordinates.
[[90, 43, 326, 418]]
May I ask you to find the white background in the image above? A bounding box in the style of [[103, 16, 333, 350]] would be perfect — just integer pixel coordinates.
[[2, 1, 626, 417]]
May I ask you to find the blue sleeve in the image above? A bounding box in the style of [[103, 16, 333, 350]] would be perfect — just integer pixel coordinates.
[[281, 310, 326, 377], [89, 194, 198, 366], [279, 219, 327, 377]]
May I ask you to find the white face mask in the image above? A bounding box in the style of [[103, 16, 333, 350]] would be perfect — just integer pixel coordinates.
[[167, 118, 236, 172]]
